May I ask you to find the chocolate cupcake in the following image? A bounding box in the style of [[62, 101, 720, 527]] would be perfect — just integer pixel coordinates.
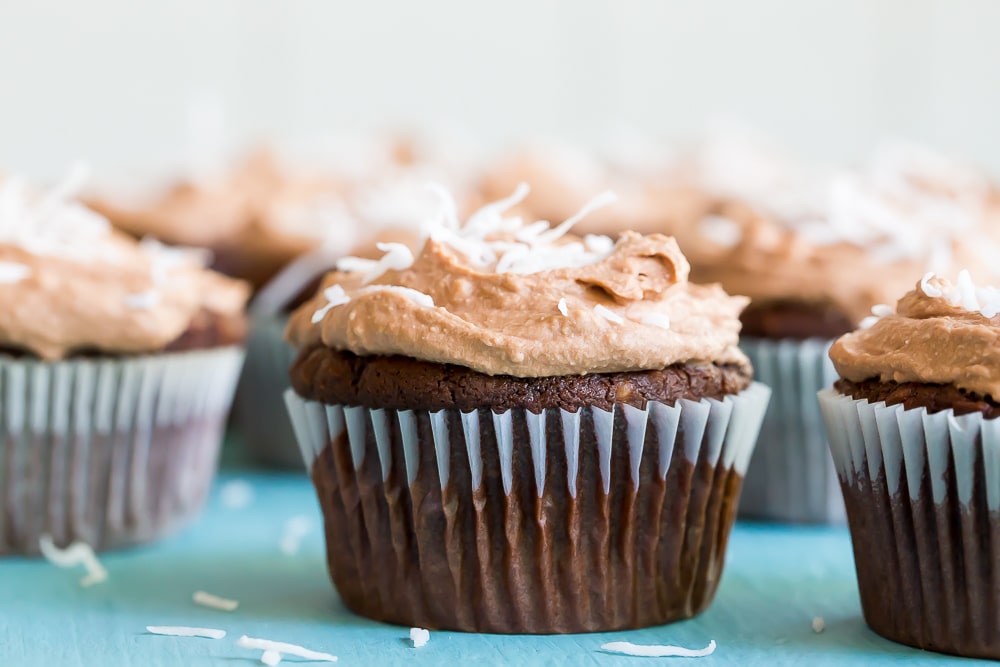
[[0, 169, 249, 554], [283, 185, 770, 633], [670, 136, 1000, 523], [818, 271, 1000, 659]]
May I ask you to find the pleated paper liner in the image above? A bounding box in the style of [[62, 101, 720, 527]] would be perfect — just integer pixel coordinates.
[[0, 346, 245, 555], [818, 388, 1000, 660], [233, 314, 301, 468], [739, 337, 844, 523], [285, 382, 770, 634]]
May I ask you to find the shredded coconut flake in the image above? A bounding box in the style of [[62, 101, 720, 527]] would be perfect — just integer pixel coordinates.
[[601, 639, 717, 658], [146, 626, 226, 640], [870, 303, 894, 318], [0, 164, 115, 262], [193, 590, 239, 612], [261, 650, 282, 666], [812, 617, 826, 633], [594, 305, 624, 325], [641, 313, 671, 330], [311, 285, 351, 324], [920, 270, 1000, 318], [279, 515, 312, 556], [0, 261, 30, 284], [557, 298, 568, 316], [236, 636, 337, 663], [38, 535, 107, 587], [409, 627, 430, 648], [699, 215, 743, 248], [356, 285, 434, 308], [124, 290, 160, 310], [219, 479, 254, 509]]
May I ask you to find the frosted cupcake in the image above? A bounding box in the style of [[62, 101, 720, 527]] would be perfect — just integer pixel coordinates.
[[819, 271, 1000, 659], [284, 185, 770, 633], [0, 169, 249, 554], [673, 140, 1000, 523]]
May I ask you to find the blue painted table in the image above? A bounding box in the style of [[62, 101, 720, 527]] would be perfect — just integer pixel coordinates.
[[1, 464, 990, 666]]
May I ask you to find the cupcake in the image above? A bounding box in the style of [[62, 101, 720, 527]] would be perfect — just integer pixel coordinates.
[[670, 137, 1000, 523], [818, 271, 1000, 659], [283, 184, 770, 633], [0, 169, 249, 554]]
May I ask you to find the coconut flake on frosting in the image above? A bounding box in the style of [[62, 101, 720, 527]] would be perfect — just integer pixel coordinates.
[[0, 261, 30, 284], [920, 270, 1000, 318]]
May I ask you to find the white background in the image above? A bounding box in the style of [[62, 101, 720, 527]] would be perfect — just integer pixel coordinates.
[[1, 0, 997, 179]]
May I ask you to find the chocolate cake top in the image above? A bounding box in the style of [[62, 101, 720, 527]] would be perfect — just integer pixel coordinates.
[[287, 183, 750, 378], [831, 270, 1000, 399], [0, 167, 249, 359]]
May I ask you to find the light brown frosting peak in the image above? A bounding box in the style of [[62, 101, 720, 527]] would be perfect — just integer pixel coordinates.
[[287, 187, 750, 378], [0, 173, 249, 359], [830, 272, 1000, 399]]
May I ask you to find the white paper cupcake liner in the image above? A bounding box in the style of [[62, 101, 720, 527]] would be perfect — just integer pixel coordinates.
[[818, 388, 1000, 659], [0, 346, 245, 555], [233, 315, 301, 467], [284, 382, 770, 633], [738, 337, 843, 523]]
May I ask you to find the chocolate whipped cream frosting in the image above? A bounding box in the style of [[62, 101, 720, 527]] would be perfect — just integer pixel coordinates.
[[830, 271, 1000, 399], [287, 185, 750, 378], [0, 171, 250, 359]]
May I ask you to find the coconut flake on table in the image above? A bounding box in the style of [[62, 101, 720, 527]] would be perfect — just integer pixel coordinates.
[[236, 636, 337, 663], [147, 626, 226, 640], [600, 639, 717, 658], [920, 270, 1000, 318], [409, 627, 430, 648], [279, 515, 312, 556], [38, 535, 107, 587], [219, 479, 254, 509], [0, 260, 30, 284], [193, 590, 239, 612]]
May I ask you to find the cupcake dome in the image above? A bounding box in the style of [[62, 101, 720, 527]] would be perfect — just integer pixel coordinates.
[[0, 169, 249, 553], [820, 271, 1000, 659], [284, 184, 770, 633]]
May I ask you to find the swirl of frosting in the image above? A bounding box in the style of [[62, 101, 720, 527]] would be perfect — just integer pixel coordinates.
[[830, 271, 1000, 399], [287, 185, 750, 378], [0, 169, 250, 359]]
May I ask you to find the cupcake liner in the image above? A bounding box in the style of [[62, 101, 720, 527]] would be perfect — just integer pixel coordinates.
[[738, 337, 844, 523], [0, 346, 245, 555], [818, 388, 1000, 660], [285, 382, 770, 633], [233, 315, 301, 467]]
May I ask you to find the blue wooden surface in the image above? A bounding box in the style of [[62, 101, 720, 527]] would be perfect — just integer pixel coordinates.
[[0, 467, 990, 666]]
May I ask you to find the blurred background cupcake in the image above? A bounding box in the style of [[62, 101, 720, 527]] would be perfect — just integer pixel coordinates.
[[284, 185, 770, 633], [664, 130, 1000, 523], [819, 270, 1000, 659], [0, 167, 249, 554]]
